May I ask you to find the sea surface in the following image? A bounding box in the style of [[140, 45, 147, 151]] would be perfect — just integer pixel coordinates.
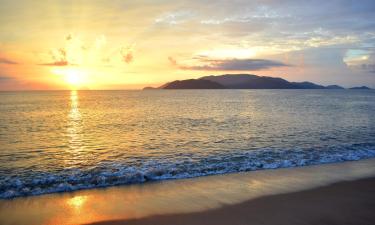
[[0, 90, 375, 198]]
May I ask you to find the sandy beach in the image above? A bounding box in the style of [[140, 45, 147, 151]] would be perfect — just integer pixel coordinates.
[[1, 159, 375, 225], [88, 177, 375, 225]]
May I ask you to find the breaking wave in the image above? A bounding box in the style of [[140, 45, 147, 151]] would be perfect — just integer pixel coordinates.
[[1, 144, 375, 199]]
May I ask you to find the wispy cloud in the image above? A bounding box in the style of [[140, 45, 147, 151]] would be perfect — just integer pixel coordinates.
[[121, 46, 134, 64], [38, 47, 71, 66], [344, 48, 375, 74], [168, 56, 177, 66], [0, 75, 14, 81], [36, 34, 135, 67], [0, 57, 18, 65], [176, 58, 290, 71], [38, 61, 69, 66], [358, 63, 375, 73], [154, 10, 195, 25]]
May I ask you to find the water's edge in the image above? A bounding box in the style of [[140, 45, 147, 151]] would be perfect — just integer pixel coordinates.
[[2, 158, 375, 225], [2, 150, 375, 199]]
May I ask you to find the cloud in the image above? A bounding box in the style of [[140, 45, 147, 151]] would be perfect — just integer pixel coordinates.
[[121, 46, 134, 63], [359, 63, 375, 73], [168, 56, 177, 65], [0, 75, 18, 89], [344, 48, 375, 73], [38, 35, 136, 67], [38, 48, 70, 66], [178, 58, 290, 71], [154, 10, 195, 25], [0, 75, 14, 81], [66, 34, 72, 41], [122, 52, 133, 63], [0, 57, 18, 65], [38, 61, 69, 66]]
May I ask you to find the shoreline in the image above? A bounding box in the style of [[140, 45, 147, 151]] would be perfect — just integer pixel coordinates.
[[3, 150, 375, 199], [88, 176, 375, 225], [1, 158, 375, 225]]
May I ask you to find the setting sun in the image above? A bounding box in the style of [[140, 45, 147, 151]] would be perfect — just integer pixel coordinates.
[[52, 68, 87, 88]]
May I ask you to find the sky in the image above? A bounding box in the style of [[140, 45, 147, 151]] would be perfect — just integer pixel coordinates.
[[0, 0, 375, 90]]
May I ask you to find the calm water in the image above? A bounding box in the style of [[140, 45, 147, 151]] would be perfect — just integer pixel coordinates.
[[0, 90, 375, 198]]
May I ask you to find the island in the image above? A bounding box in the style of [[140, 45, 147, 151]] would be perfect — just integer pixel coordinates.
[[160, 79, 225, 89], [143, 74, 365, 89], [349, 86, 372, 90]]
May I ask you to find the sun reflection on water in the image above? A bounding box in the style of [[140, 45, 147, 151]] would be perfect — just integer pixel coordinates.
[[65, 90, 85, 166], [69, 90, 80, 118], [68, 90, 82, 147]]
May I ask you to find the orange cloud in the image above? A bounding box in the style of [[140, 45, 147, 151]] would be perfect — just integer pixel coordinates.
[[121, 46, 134, 64], [168, 56, 177, 66], [0, 57, 18, 65]]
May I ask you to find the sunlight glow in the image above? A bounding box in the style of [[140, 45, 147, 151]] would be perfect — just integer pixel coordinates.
[[53, 68, 88, 89]]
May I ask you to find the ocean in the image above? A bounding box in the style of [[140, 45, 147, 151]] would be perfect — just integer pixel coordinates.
[[0, 89, 375, 198]]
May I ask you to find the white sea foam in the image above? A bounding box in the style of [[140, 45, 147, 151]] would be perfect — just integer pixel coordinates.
[[1, 146, 375, 199]]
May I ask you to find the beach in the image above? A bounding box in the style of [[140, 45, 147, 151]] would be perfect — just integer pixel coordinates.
[[1, 158, 375, 225], [1, 1, 375, 224], [89, 177, 375, 225]]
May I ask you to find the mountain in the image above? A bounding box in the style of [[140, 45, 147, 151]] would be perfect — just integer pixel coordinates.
[[161, 79, 225, 89], [326, 85, 345, 89], [290, 81, 325, 89], [201, 74, 297, 89], [349, 86, 371, 90], [147, 74, 368, 90], [143, 86, 156, 90]]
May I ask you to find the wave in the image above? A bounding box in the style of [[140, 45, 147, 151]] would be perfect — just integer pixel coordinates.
[[1, 145, 375, 199]]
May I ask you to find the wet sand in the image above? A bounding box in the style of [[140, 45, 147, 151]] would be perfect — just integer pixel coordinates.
[[88, 177, 375, 225]]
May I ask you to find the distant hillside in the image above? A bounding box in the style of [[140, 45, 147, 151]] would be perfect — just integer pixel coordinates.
[[201, 74, 337, 89], [145, 74, 369, 90], [326, 85, 345, 89], [161, 79, 225, 89], [349, 86, 371, 90], [201, 74, 298, 89]]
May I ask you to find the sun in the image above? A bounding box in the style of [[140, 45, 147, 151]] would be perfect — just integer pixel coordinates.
[[66, 70, 81, 85], [53, 67, 87, 89]]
